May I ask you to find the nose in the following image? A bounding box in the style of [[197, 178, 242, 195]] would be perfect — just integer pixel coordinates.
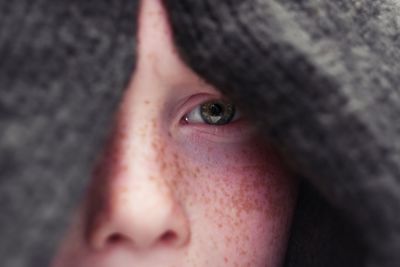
[[89, 186, 190, 250], [85, 122, 190, 251], [85, 0, 191, 252]]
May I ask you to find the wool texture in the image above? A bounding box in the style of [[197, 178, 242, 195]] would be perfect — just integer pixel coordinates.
[[0, 1, 138, 266]]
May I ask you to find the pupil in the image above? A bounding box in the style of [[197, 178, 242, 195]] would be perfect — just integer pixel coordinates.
[[200, 100, 235, 125], [209, 104, 223, 116]]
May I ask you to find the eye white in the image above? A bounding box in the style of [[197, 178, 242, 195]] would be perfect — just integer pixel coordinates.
[[185, 105, 203, 123]]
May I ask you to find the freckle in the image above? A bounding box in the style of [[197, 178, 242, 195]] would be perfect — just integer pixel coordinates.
[[240, 248, 247, 256], [119, 164, 128, 173], [151, 141, 157, 149], [146, 53, 155, 61], [160, 160, 167, 172], [119, 186, 129, 194], [117, 130, 126, 139], [170, 46, 178, 56]]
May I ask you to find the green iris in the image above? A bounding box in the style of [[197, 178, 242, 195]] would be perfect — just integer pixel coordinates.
[[200, 100, 236, 125]]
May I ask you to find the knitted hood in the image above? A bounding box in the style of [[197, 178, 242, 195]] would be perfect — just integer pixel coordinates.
[[1, 1, 399, 266]]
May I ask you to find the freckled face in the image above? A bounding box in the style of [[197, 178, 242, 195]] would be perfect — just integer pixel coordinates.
[[51, 1, 298, 267]]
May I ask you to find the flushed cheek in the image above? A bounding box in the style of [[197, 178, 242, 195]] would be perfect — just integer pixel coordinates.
[[178, 138, 296, 208], [202, 210, 279, 266], [181, 158, 297, 267]]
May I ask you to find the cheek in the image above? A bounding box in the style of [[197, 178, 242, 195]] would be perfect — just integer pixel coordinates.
[[169, 138, 298, 266]]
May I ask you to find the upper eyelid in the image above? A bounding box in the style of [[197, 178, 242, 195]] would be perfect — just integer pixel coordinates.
[[172, 93, 223, 125]]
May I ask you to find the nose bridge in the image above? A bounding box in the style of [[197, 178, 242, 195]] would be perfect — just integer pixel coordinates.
[[118, 89, 168, 188], [108, 91, 171, 207], [115, 107, 170, 205], [112, 112, 166, 200]]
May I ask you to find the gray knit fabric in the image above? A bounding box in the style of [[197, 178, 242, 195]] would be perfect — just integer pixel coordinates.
[[1, 1, 399, 267], [0, 1, 138, 266]]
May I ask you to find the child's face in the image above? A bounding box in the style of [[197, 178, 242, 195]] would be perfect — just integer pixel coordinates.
[[52, 1, 298, 266]]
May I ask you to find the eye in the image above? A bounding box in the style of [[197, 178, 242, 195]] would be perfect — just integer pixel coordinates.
[[184, 99, 239, 125]]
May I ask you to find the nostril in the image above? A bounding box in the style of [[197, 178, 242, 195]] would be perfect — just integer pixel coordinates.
[[107, 233, 125, 244], [160, 230, 177, 244], [104, 231, 178, 248]]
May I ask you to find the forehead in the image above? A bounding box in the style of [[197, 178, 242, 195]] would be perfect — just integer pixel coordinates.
[[136, 0, 176, 69], [129, 0, 219, 103]]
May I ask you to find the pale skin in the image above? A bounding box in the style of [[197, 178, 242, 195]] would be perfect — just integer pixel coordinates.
[[51, 0, 298, 266]]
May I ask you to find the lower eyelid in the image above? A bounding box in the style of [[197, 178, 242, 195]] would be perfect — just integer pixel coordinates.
[[179, 119, 255, 143]]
